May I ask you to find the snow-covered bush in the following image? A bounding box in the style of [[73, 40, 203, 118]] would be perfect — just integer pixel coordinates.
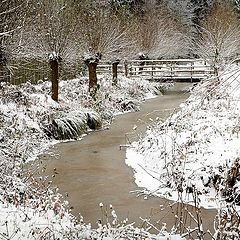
[[126, 65, 240, 237], [46, 110, 102, 140], [214, 205, 240, 239]]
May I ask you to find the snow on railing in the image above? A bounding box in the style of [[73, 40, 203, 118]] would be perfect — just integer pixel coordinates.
[[97, 59, 215, 81]]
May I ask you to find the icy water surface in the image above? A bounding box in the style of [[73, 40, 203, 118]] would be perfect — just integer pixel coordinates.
[[40, 83, 216, 236]]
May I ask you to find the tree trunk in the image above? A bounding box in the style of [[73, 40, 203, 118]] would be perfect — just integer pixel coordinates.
[[86, 61, 98, 93], [84, 55, 100, 94], [0, 61, 5, 82], [214, 49, 220, 82], [112, 60, 120, 85], [124, 61, 128, 77], [0, 46, 9, 83], [50, 59, 59, 102], [0, 46, 3, 82]]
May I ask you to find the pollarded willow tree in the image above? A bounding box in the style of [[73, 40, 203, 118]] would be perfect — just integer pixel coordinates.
[[195, 1, 240, 77], [135, 1, 192, 59], [19, 0, 80, 101], [77, 4, 136, 92]]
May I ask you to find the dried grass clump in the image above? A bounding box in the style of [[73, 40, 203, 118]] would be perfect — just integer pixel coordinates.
[[46, 110, 102, 140]]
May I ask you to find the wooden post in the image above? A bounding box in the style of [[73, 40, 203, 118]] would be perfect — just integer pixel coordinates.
[[49, 59, 59, 102], [170, 62, 173, 80], [139, 55, 143, 74], [190, 61, 193, 83], [138, 53, 148, 74], [151, 65, 154, 80], [0, 64, 5, 82], [129, 65, 132, 76], [112, 59, 120, 85], [139, 61, 144, 73]]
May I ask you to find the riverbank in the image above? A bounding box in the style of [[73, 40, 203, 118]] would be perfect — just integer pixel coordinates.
[[40, 83, 206, 228], [126, 65, 240, 238], [0, 75, 172, 239]]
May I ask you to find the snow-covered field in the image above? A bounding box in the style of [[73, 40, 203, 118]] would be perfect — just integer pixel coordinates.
[[0, 75, 174, 239], [126, 65, 240, 238]]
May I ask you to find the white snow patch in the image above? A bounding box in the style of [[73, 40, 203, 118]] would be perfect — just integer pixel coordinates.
[[126, 65, 240, 210]]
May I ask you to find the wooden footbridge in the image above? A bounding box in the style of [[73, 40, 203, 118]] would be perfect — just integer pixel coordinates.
[[97, 59, 215, 82]]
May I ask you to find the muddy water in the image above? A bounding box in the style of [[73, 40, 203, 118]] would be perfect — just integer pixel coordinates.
[[40, 83, 216, 235]]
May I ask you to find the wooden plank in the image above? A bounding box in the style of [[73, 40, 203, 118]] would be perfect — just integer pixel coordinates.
[[97, 64, 124, 68], [131, 75, 209, 80], [129, 64, 211, 69], [129, 66, 212, 71], [127, 59, 201, 63], [129, 69, 213, 74]]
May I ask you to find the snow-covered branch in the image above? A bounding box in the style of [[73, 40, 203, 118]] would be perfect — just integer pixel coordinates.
[[135, 1, 191, 59], [195, 2, 240, 73], [77, 8, 136, 61], [19, 0, 80, 63]]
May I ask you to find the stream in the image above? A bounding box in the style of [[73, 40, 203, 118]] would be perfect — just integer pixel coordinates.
[[39, 83, 216, 235]]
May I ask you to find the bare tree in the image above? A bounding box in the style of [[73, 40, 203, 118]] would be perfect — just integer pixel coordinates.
[[0, 0, 26, 82], [195, 1, 240, 76], [19, 0, 80, 101], [163, 0, 196, 32], [108, 0, 145, 17], [78, 6, 135, 92], [135, 1, 191, 59]]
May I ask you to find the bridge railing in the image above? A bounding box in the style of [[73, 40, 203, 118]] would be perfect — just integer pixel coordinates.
[[3, 58, 214, 85], [96, 63, 125, 74], [97, 59, 215, 81]]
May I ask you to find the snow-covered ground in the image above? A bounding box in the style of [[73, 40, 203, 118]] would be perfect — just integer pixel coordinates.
[[126, 65, 240, 237], [0, 74, 175, 239], [4, 64, 240, 238]]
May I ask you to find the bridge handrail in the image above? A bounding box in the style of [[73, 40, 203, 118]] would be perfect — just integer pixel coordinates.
[[129, 69, 214, 73], [129, 65, 212, 69], [126, 58, 207, 63], [96, 58, 215, 80]]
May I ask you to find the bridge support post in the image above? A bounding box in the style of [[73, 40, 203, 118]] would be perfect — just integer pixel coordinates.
[[190, 61, 193, 83], [151, 66, 155, 80]]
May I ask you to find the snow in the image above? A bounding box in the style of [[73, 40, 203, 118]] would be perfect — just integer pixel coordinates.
[[48, 51, 60, 61], [0, 201, 79, 239], [126, 65, 240, 211], [0, 74, 171, 239], [3, 62, 240, 237]]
